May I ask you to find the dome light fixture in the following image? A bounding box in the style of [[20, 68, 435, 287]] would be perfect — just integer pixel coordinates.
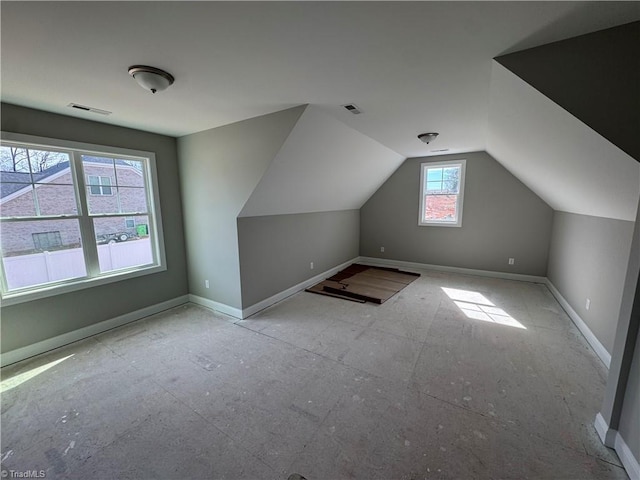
[[418, 132, 439, 144], [128, 65, 174, 94]]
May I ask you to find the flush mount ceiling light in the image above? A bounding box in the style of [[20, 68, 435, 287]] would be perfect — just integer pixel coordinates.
[[128, 65, 174, 94], [418, 132, 439, 144]]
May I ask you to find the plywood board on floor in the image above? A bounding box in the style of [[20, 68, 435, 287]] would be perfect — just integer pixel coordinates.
[[306, 264, 420, 304]]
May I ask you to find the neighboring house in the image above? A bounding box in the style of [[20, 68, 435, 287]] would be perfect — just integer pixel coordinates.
[[0, 157, 148, 256]]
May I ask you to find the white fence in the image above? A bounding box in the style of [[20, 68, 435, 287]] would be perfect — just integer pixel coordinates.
[[3, 238, 153, 290]]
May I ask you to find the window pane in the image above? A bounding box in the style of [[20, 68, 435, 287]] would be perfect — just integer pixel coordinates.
[[0, 184, 37, 217], [87, 187, 119, 214], [442, 167, 460, 193], [442, 179, 459, 194], [32, 157, 73, 185], [1, 219, 86, 290], [27, 149, 69, 176], [426, 181, 442, 192], [426, 168, 443, 182], [119, 187, 148, 214], [35, 184, 78, 216], [83, 155, 115, 175], [116, 160, 145, 187], [425, 194, 458, 222], [1, 146, 31, 174], [94, 215, 153, 273]]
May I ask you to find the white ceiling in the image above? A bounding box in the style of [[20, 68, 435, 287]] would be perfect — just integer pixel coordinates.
[[2, 1, 638, 158]]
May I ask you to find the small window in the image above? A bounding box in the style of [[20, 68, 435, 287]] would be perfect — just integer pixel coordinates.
[[419, 160, 466, 227], [33, 231, 63, 251], [87, 175, 112, 195], [124, 218, 135, 228]]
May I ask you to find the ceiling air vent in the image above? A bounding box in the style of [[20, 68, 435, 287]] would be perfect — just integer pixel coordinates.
[[67, 103, 111, 116], [343, 103, 362, 114]]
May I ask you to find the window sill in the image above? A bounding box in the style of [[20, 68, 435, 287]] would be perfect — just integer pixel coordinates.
[[0, 263, 166, 307], [419, 222, 462, 227]]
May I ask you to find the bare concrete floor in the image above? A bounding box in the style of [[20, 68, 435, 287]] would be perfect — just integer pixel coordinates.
[[0, 269, 628, 479]]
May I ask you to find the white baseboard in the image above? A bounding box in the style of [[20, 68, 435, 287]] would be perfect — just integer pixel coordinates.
[[241, 256, 360, 318], [595, 413, 640, 480], [616, 429, 640, 480], [188, 294, 243, 320], [357, 256, 547, 283], [546, 280, 611, 368], [0, 295, 190, 367], [595, 412, 617, 447]]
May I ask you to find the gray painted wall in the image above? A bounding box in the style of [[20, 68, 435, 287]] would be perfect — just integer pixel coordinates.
[[0, 103, 188, 353], [547, 211, 634, 354], [497, 21, 640, 161], [360, 151, 553, 276], [177, 106, 304, 309], [238, 210, 359, 308], [619, 326, 640, 462]]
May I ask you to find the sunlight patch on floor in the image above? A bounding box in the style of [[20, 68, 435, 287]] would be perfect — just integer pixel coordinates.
[[442, 287, 526, 329], [1, 354, 74, 393]]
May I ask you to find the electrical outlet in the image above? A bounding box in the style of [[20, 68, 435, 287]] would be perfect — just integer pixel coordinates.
[[380, 246, 385, 253], [310, 262, 314, 270], [508, 258, 515, 265], [586, 298, 591, 310], [205, 279, 209, 289]]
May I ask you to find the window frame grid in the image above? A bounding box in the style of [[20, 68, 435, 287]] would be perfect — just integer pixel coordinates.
[[0, 132, 167, 306], [418, 159, 467, 227]]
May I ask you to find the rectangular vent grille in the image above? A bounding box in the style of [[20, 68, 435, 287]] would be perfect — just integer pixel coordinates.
[[343, 103, 362, 114], [68, 103, 111, 116]]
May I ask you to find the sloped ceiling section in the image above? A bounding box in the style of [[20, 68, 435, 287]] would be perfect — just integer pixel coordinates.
[[239, 106, 404, 217], [496, 21, 640, 161], [487, 61, 639, 221]]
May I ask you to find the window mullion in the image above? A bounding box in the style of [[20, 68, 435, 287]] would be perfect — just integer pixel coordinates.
[[72, 152, 100, 277]]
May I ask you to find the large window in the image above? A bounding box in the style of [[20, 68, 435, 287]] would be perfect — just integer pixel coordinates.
[[0, 133, 166, 304], [419, 159, 466, 227]]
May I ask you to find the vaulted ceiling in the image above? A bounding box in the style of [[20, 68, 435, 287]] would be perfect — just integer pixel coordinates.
[[2, 2, 639, 220]]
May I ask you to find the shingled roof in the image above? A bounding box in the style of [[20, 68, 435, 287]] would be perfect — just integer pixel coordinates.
[[1, 161, 70, 199], [0, 157, 139, 199]]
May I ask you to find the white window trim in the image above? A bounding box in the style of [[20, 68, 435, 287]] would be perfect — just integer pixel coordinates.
[[419, 159, 467, 227], [0, 131, 167, 306], [87, 175, 114, 196]]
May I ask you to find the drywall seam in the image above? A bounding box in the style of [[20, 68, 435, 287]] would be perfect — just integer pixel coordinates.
[[546, 279, 611, 368], [358, 256, 547, 283], [188, 294, 243, 320], [0, 295, 190, 367], [240, 256, 359, 319]]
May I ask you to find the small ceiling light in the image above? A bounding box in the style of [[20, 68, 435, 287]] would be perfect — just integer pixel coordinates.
[[128, 65, 174, 94], [418, 132, 439, 144]]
